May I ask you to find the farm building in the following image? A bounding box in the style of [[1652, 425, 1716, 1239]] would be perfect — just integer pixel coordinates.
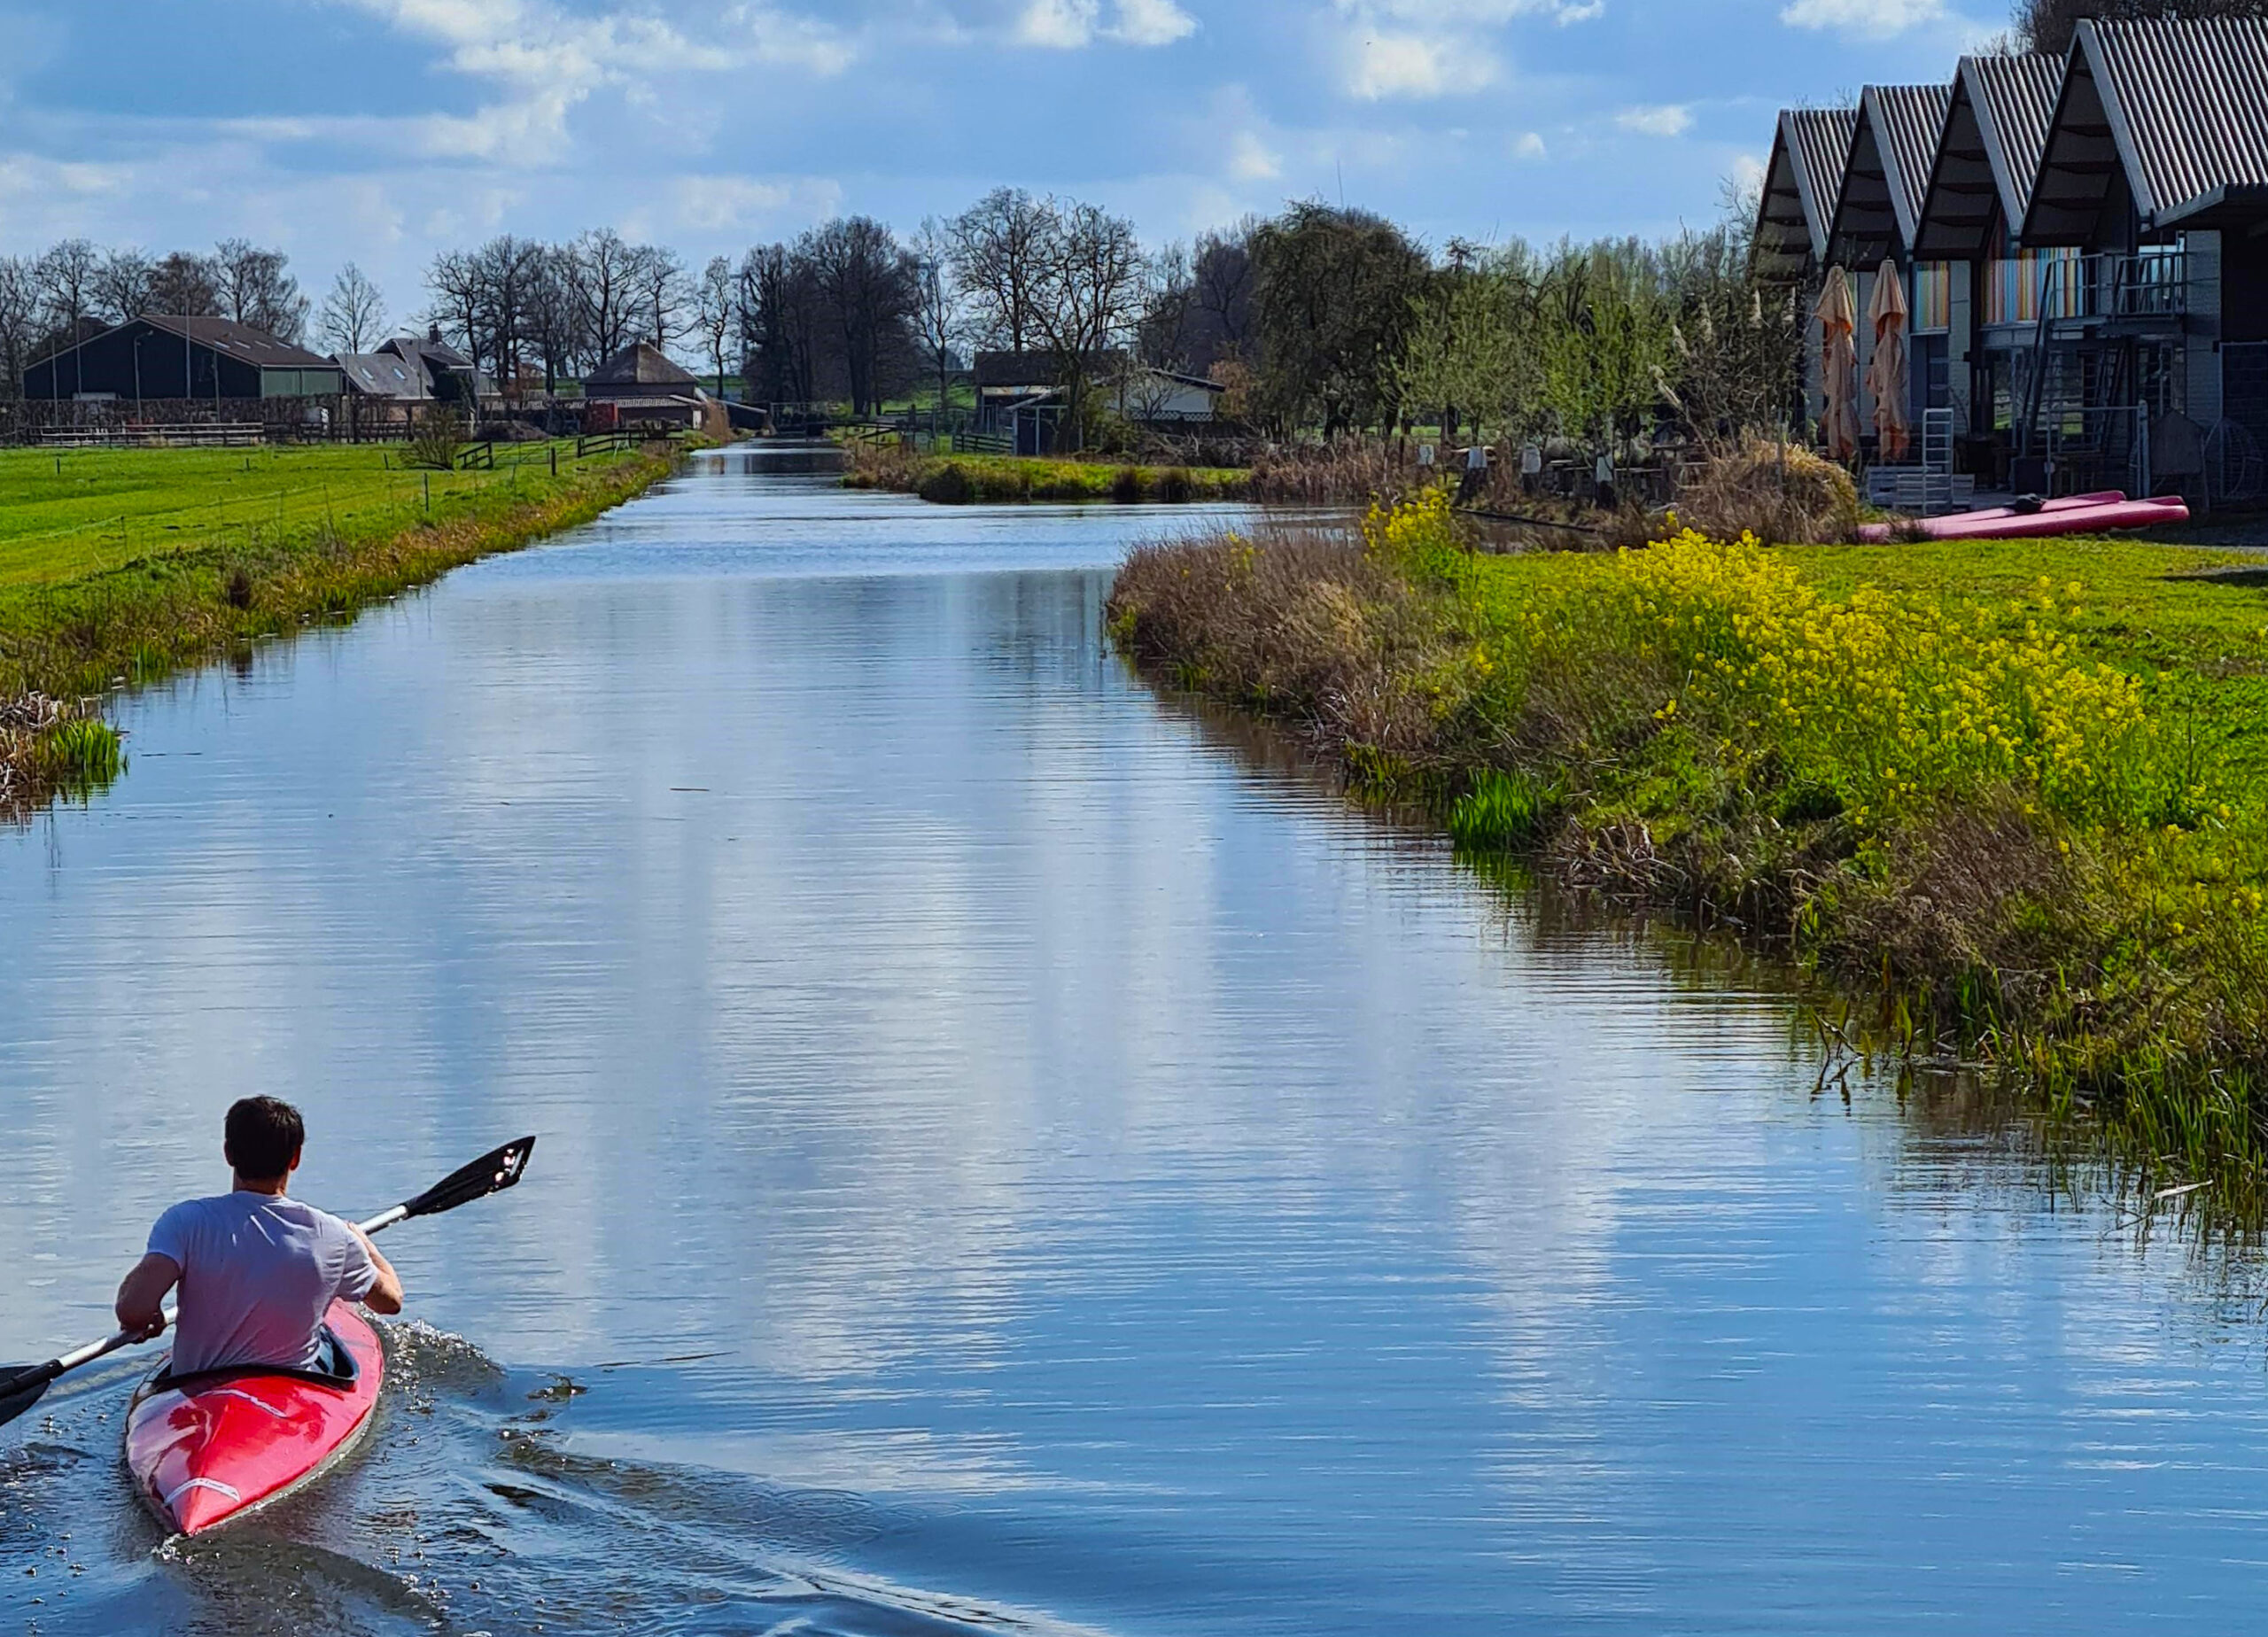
[[582, 341, 719, 433], [22, 315, 342, 405]]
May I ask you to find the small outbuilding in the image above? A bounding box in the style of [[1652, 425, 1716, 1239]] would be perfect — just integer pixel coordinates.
[[582, 341, 709, 430]]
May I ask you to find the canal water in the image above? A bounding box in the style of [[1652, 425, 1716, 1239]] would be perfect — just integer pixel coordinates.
[[5, 448, 2268, 1635]]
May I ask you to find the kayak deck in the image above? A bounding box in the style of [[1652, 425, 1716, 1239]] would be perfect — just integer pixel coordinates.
[[124, 1300, 384, 1535]]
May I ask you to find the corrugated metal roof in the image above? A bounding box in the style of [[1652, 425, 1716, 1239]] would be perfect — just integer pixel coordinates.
[[1915, 54, 2061, 257], [2088, 16, 2268, 222], [1966, 51, 2062, 223], [1828, 83, 1949, 264], [1790, 107, 1859, 252], [138, 314, 334, 369], [1868, 82, 1953, 250]]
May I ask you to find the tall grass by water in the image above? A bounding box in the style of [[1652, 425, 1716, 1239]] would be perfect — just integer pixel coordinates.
[[1107, 490, 2268, 1222]]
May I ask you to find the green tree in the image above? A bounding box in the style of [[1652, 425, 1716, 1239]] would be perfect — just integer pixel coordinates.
[[1250, 203, 1429, 437]]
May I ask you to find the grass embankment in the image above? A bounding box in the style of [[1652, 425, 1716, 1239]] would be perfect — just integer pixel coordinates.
[[0, 441, 680, 811], [1109, 492, 2268, 1220], [841, 441, 1250, 504]]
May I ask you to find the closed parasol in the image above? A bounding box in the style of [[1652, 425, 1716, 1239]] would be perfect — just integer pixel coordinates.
[[1865, 259, 1911, 463], [1816, 266, 1860, 462]]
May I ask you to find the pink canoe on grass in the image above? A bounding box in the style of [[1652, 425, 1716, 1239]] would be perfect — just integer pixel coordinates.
[[1856, 491, 2189, 542]]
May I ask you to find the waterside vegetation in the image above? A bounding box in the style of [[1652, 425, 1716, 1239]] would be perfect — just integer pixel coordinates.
[[0, 440, 681, 813], [1108, 493, 2268, 1223], [841, 442, 1249, 504]]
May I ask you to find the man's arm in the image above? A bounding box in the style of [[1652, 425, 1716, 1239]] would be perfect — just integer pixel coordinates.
[[115, 1253, 180, 1341], [349, 1227, 404, 1315]]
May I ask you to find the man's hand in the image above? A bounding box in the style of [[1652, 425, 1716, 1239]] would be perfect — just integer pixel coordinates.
[[115, 1253, 181, 1342], [349, 1226, 405, 1315]]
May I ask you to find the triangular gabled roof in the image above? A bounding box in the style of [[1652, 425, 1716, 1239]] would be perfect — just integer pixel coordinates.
[[2026, 16, 2268, 242], [1754, 106, 1858, 277], [138, 314, 332, 369], [1828, 81, 1953, 266], [1915, 52, 2063, 257], [586, 340, 697, 389]]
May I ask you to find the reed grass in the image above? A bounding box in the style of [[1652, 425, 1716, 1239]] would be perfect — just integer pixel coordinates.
[[840, 442, 1248, 503], [1107, 490, 2268, 1225]]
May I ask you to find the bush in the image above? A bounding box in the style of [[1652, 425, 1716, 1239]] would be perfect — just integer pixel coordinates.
[[403, 406, 466, 471], [1666, 438, 1860, 545], [1110, 466, 1146, 503], [917, 462, 975, 503]]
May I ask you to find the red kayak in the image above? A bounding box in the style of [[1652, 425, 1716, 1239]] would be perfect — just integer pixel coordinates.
[[123, 1300, 384, 1534]]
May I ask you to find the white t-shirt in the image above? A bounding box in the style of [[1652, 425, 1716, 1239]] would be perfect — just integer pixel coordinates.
[[147, 1191, 378, 1376]]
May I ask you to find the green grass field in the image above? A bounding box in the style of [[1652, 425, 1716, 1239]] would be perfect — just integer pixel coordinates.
[[0, 443, 600, 594], [0, 439, 678, 808]]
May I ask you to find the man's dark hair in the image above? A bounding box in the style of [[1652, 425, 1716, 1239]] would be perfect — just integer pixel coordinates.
[[224, 1096, 305, 1182]]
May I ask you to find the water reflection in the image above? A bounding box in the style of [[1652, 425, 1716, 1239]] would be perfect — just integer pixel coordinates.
[[5, 453, 2268, 1634]]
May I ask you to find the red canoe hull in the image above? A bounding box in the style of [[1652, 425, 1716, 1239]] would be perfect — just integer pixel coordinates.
[[124, 1300, 384, 1535]]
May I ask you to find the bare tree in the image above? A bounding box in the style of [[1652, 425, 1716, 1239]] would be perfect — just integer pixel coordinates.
[[947, 187, 1052, 353], [804, 217, 919, 417], [522, 244, 582, 392], [2015, 0, 2266, 50], [425, 249, 485, 370], [318, 263, 388, 354], [213, 239, 309, 341], [34, 239, 103, 396], [92, 249, 157, 323], [0, 256, 39, 400], [910, 218, 964, 415], [1029, 198, 1151, 449], [470, 236, 548, 398], [567, 229, 639, 362], [630, 244, 691, 348], [695, 254, 734, 397], [148, 251, 221, 317], [739, 242, 824, 407], [1191, 221, 1257, 367]]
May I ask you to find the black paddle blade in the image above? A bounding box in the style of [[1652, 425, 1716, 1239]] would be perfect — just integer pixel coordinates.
[[400, 1136, 536, 1221], [0, 1360, 63, 1429]]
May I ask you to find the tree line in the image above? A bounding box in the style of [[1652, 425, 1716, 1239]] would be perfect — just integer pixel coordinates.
[[2, 190, 1798, 452]]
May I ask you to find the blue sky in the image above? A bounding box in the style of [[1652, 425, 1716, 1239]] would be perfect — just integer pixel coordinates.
[[0, 0, 2002, 317]]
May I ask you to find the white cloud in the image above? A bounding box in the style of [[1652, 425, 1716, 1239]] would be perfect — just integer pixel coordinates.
[[1778, 0, 1945, 38], [670, 174, 843, 233], [1730, 152, 1768, 195], [1227, 128, 1282, 182], [1013, 0, 1099, 46], [1012, 0, 1197, 48], [1513, 130, 1548, 159], [325, 0, 858, 167], [1112, 0, 1199, 44], [1615, 103, 1692, 137], [1346, 31, 1500, 99]]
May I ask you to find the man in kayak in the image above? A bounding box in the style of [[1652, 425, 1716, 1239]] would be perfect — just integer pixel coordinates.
[[113, 1097, 404, 1375]]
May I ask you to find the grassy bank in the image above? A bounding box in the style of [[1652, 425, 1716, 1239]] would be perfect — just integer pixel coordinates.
[[0, 440, 680, 811], [1107, 492, 2268, 1220], [841, 442, 1250, 503]]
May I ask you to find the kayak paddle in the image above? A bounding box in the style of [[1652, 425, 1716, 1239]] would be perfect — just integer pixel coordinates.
[[0, 1135, 535, 1431]]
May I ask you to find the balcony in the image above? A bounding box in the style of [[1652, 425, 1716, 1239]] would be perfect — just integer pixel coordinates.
[[1984, 250, 2193, 329]]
